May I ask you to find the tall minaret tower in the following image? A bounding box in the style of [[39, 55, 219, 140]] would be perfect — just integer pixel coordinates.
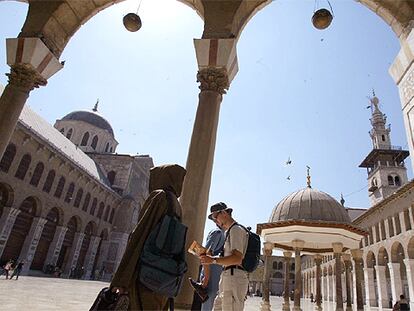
[[359, 93, 409, 206]]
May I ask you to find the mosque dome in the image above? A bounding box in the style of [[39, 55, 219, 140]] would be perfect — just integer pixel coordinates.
[[61, 110, 114, 136], [269, 187, 351, 224]]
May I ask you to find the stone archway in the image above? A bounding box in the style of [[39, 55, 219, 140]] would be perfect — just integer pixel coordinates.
[[75, 221, 96, 278], [1, 197, 38, 263], [56, 215, 80, 272], [30, 207, 61, 271]]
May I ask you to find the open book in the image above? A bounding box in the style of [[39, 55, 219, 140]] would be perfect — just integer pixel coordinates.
[[188, 240, 208, 257]]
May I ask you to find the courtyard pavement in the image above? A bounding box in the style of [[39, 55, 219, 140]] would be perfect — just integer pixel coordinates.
[[0, 276, 385, 311]]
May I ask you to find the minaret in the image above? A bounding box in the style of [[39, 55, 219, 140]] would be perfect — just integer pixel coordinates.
[[359, 93, 409, 206]]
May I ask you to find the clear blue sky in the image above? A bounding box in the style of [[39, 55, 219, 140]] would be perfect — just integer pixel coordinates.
[[0, 0, 411, 238]]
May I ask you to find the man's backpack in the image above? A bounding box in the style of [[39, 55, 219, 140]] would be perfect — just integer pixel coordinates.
[[226, 223, 261, 273], [139, 191, 188, 298]]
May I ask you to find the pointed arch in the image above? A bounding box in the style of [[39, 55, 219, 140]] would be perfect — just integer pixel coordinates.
[[30, 162, 45, 187], [81, 132, 90, 146], [0, 144, 17, 173], [15, 154, 32, 180]]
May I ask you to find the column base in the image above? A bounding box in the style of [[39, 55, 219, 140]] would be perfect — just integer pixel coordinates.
[[260, 300, 271, 311], [315, 306, 323, 311], [282, 301, 291, 311]]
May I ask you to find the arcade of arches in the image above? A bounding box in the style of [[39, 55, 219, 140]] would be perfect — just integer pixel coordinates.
[[2, 0, 414, 308]]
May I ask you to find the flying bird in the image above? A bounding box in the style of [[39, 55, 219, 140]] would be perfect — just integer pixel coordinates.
[[286, 157, 292, 165], [286, 175, 291, 181]]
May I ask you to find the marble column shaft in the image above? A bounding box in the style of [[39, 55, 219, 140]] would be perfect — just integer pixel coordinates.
[[43, 226, 68, 269], [261, 245, 273, 311], [283, 251, 292, 311], [388, 262, 404, 305], [351, 250, 364, 311], [334, 252, 343, 311], [294, 248, 302, 310], [178, 67, 229, 307], [18, 217, 48, 273], [343, 258, 352, 311], [375, 265, 389, 308]]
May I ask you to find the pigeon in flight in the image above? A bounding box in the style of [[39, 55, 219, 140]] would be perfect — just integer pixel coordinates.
[[286, 157, 292, 165]]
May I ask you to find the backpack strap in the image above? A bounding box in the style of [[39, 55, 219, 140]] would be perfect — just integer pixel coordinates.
[[225, 222, 238, 243], [164, 190, 181, 221]]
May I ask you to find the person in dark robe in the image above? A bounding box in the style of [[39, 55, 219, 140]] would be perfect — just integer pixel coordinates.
[[111, 164, 186, 310]]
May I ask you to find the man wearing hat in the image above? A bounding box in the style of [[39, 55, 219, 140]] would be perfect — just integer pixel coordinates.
[[200, 202, 249, 311]]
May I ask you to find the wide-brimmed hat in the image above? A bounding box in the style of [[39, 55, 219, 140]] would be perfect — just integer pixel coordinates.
[[208, 202, 233, 220]]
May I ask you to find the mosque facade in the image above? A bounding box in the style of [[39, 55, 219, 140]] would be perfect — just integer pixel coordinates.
[[299, 96, 414, 309], [0, 98, 153, 280]]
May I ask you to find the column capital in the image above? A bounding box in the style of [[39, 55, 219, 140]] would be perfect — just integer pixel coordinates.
[[342, 253, 351, 263], [6, 63, 47, 91], [332, 242, 343, 253], [292, 239, 305, 250], [196, 67, 229, 95], [314, 254, 323, 265], [283, 251, 292, 258], [351, 249, 363, 260]]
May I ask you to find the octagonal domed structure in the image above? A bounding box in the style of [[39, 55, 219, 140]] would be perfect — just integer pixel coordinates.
[[270, 187, 351, 224]]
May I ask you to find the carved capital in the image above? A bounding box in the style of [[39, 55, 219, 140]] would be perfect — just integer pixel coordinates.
[[197, 67, 229, 95], [6, 63, 47, 91]]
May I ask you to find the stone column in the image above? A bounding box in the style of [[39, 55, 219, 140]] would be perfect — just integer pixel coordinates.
[[261, 242, 273, 311], [83, 236, 101, 280], [0, 206, 20, 258], [283, 251, 292, 311], [18, 217, 48, 274], [342, 254, 352, 311], [326, 271, 331, 301], [333, 243, 344, 311], [177, 38, 238, 307], [63, 232, 85, 277], [363, 267, 377, 307], [403, 259, 414, 310], [351, 249, 364, 311], [293, 240, 304, 311], [321, 273, 326, 301], [0, 38, 62, 158], [375, 265, 389, 308], [43, 226, 68, 270], [314, 255, 323, 311], [388, 262, 404, 305]]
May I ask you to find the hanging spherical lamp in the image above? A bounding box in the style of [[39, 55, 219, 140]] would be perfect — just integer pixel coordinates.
[[123, 13, 142, 32], [312, 8, 333, 30]]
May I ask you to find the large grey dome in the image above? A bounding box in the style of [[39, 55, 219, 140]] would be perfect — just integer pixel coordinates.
[[270, 187, 351, 224], [61, 110, 114, 136]]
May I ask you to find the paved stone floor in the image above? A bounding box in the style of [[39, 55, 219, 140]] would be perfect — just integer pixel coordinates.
[[0, 276, 383, 310]]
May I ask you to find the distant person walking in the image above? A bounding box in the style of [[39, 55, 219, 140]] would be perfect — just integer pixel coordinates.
[[9, 261, 24, 280], [3, 260, 14, 279]]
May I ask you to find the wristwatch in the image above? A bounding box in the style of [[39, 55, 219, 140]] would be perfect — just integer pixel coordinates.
[[212, 258, 218, 265]]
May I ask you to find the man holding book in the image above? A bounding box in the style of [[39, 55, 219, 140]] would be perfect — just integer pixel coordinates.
[[200, 202, 248, 311]]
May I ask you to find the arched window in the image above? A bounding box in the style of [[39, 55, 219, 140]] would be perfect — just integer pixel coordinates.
[[90, 198, 97, 216], [388, 217, 395, 237], [395, 175, 401, 187], [42, 170, 56, 193], [66, 128, 73, 139], [82, 193, 91, 212], [109, 208, 115, 224], [15, 154, 31, 180], [278, 262, 283, 270], [109, 147, 113, 153], [404, 209, 411, 231], [97, 203, 105, 218], [30, 162, 44, 187], [272, 262, 278, 270], [0, 144, 17, 173], [395, 213, 402, 235], [104, 205, 110, 221], [73, 188, 84, 208], [91, 135, 99, 150], [105, 143, 109, 152], [54, 177, 66, 198], [107, 171, 116, 186], [381, 135, 385, 142], [64, 183, 75, 203], [81, 132, 89, 146], [388, 175, 394, 186]]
